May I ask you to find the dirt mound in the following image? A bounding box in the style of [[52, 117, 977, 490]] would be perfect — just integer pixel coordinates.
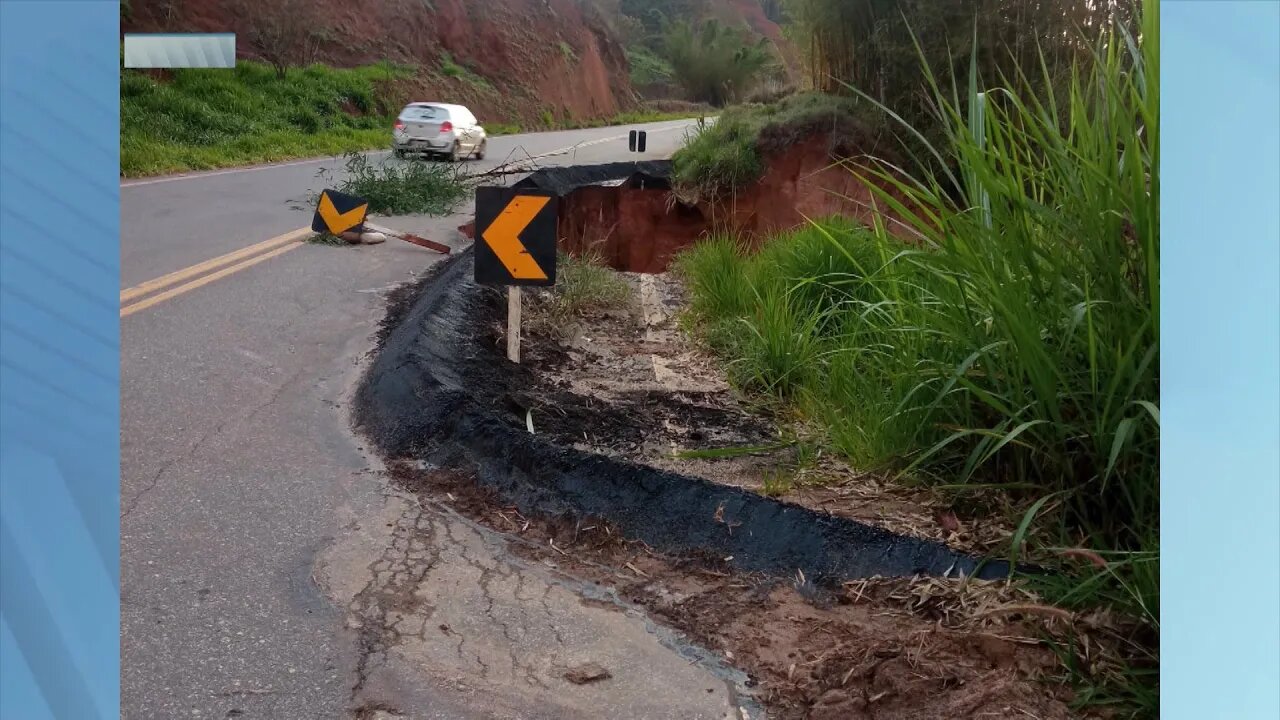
[[123, 0, 636, 127]]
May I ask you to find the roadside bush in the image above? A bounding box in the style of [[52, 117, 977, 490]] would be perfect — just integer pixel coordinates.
[[664, 19, 774, 106], [315, 151, 470, 216]]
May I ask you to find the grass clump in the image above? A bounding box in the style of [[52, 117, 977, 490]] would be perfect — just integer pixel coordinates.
[[535, 253, 633, 336], [121, 61, 410, 177], [438, 52, 493, 90], [677, 2, 1159, 714], [485, 122, 523, 136], [311, 151, 470, 216]]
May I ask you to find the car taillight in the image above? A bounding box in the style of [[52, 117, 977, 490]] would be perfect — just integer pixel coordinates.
[[394, 120, 405, 131], [440, 121, 453, 133]]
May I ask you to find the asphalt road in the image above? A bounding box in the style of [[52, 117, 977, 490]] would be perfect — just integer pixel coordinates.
[[120, 120, 749, 720], [120, 122, 699, 286]]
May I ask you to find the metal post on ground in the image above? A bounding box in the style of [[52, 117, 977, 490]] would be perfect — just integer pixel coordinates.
[[507, 286, 522, 363]]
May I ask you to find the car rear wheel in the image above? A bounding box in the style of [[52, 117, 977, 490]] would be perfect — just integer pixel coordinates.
[[474, 140, 486, 160], [393, 149, 406, 159], [447, 142, 461, 163]]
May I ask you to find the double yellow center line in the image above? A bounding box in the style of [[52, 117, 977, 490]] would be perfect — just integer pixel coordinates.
[[120, 227, 310, 317]]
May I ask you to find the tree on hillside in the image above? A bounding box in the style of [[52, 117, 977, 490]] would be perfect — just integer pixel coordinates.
[[591, 0, 649, 45], [232, 0, 330, 78], [665, 19, 776, 106], [621, 0, 710, 36]]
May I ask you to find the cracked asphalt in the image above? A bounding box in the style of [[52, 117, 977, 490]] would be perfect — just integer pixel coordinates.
[[121, 122, 744, 718]]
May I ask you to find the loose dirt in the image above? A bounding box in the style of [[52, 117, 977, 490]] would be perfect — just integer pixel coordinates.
[[389, 459, 1075, 719], [515, 271, 1019, 556]]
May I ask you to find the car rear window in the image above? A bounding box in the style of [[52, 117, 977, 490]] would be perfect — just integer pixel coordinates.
[[400, 105, 443, 121]]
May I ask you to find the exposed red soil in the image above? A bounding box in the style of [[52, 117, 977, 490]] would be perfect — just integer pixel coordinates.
[[551, 130, 918, 274], [701, 133, 919, 243], [558, 185, 711, 273], [124, 0, 637, 127]]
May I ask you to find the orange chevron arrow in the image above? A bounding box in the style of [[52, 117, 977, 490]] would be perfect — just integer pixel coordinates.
[[483, 195, 550, 280], [317, 192, 368, 235]]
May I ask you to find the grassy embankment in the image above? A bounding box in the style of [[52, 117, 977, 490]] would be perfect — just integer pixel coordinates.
[[121, 61, 709, 178], [673, 5, 1159, 716], [671, 91, 883, 200]]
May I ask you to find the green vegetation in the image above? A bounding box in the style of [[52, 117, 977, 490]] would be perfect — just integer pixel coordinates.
[[121, 61, 408, 176], [559, 41, 578, 63], [619, 0, 706, 36], [312, 151, 470, 216], [671, 92, 875, 200], [599, 2, 778, 104], [437, 52, 493, 90], [438, 52, 466, 78], [536, 253, 634, 336], [664, 19, 775, 106], [484, 122, 524, 136], [627, 47, 675, 86], [784, 0, 1137, 143], [121, 59, 706, 177], [677, 2, 1158, 714]]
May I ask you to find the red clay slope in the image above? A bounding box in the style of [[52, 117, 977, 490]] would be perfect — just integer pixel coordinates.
[[123, 0, 638, 127]]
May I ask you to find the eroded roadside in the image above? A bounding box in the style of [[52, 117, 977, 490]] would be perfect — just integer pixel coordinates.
[[315, 261, 754, 720], [349, 249, 1078, 718], [315, 484, 755, 720]]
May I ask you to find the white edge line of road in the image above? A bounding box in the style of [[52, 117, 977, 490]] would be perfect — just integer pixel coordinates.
[[120, 120, 703, 188]]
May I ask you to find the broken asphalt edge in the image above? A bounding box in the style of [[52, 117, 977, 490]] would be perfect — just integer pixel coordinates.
[[354, 247, 1015, 586]]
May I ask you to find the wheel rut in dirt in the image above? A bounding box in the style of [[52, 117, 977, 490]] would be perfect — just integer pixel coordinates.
[[354, 248, 1012, 586]]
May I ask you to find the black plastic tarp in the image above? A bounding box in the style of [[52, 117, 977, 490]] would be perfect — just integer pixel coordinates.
[[511, 160, 673, 196]]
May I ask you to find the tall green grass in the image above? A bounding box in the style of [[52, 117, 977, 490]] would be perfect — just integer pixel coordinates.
[[677, 2, 1159, 714], [121, 61, 410, 176]]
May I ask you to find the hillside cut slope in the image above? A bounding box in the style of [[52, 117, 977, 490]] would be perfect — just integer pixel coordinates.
[[123, 0, 639, 126]]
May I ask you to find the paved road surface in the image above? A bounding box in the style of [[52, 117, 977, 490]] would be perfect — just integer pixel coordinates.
[[120, 120, 750, 719]]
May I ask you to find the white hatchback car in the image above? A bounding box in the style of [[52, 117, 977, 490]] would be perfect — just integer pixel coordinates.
[[393, 102, 487, 162]]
